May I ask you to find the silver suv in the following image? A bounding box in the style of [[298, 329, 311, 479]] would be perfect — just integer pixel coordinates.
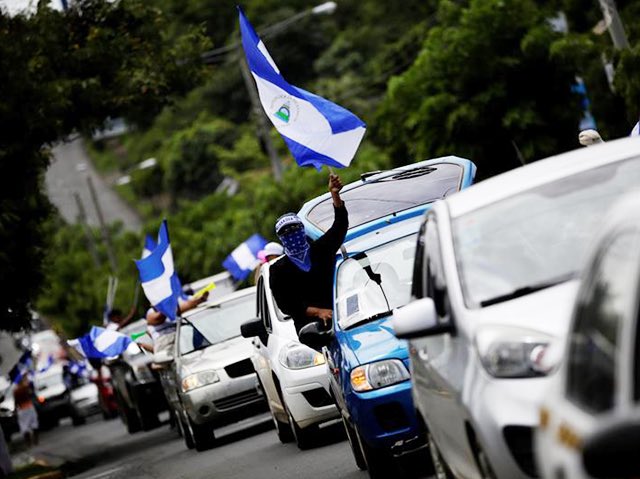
[[164, 287, 267, 451]]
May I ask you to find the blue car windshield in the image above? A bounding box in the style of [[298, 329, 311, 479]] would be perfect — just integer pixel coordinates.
[[307, 164, 463, 232], [179, 294, 255, 355], [453, 157, 640, 308], [336, 234, 417, 329]]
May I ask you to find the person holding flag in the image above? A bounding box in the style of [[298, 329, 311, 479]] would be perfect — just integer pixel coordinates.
[[269, 174, 347, 344], [135, 220, 208, 360]]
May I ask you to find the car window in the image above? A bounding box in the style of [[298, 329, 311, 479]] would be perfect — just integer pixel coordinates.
[[424, 218, 450, 320], [336, 234, 416, 329], [259, 279, 272, 333], [179, 293, 255, 355], [635, 299, 640, 402], [453, 159, 640, 308], [411, 221, 427, 299], [307, 164, 463, 232], [567, 230, 640, 413]]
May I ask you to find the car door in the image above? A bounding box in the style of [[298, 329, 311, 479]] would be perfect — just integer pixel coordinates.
[[557, 228, 640, 470], [253, 276, 282, 414], [409, 212, 475, 476]]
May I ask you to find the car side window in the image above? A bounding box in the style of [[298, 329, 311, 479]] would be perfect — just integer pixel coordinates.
[[423, 217, 450, 320], [411, 220, 427, 299], [259, 279, 273, 333], [567, 230, 640, 413], [635, 301, 640, 402]]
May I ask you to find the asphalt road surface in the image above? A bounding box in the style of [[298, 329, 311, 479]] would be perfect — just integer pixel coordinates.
[[27, 413, 431, 479], [45, 138, 142, 232]]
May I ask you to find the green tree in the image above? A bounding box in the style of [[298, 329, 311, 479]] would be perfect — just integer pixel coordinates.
[[0, 0, 208, 331], [375, 0, 582, 177]]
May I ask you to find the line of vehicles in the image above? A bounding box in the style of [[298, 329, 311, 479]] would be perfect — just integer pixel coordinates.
[[7, 137, 637, 479], [237, 138, 640, 479], [1, 329, 118, 442]]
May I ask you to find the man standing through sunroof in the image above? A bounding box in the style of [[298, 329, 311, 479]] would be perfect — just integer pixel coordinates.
[[270, 174, 348, 342]]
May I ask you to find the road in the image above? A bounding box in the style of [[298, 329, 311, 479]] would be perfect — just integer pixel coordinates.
[[45, 138, 142, 232], [29, 414, 383, 479]]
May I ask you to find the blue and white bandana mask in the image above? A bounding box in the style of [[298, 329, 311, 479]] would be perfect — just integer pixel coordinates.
[[276, 214, 311, 272]]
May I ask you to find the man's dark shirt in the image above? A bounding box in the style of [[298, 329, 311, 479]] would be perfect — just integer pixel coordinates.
[[270, 205, 348, 334]]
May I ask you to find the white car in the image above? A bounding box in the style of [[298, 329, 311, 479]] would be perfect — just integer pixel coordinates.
[[165, 287, 266, 452], [536, 194, 640, 479], [241, 262, 339, 449], [393, 138, 640, 478]]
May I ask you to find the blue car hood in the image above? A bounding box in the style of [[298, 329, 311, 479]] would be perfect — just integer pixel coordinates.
[[342, 315, 408, 366]]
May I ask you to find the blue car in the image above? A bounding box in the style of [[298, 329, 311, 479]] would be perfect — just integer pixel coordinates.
[[297, 157, 476, 477]]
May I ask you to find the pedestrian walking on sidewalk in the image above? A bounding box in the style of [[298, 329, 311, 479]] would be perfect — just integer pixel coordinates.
[[13, 376, 38, 448]]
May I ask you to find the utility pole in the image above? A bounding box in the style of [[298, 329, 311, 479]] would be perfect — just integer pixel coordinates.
[[238, 53, 283, 182], [86, 176, 118, 274], [598, 0, 629, 49], [74, 192, 101, 268]]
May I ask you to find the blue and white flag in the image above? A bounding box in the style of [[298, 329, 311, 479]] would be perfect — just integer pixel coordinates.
[[238, 7, 366, 170], [8, 350, 32, 384], [223, 233, 268, 281], [135, 220, 182, 321], [68, 326, 137, 359], [37, 355, 54, 374], [142, 234, 157, 259], [68, 360, 89, 378]]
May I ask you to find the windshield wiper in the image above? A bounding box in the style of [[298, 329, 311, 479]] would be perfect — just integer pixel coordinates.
[[373, 166, 436, 183], [479, 273, 576, 307], [345, 310, 393, 330]]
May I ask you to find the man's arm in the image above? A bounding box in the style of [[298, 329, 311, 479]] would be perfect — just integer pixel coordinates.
[[145, 294, 208, 325], [116, 305, 137, 330], [314, 174, 348, 252]]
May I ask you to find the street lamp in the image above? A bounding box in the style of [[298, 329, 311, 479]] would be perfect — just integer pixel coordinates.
[[201, 2, 338, 182]]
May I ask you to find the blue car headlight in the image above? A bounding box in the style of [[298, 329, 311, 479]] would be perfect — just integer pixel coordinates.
[[350, 359, 410, 392]]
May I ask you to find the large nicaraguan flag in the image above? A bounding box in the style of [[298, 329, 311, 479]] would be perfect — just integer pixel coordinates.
[[8, 350, 32, 384], [68, 326, 137, 359], [238, 7, 366, 170], [135, 220, 182, 321], [223, 233, 268, 281]]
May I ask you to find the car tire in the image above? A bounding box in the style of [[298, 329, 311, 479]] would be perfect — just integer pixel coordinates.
[[469, 433, 497, 479], [355, 426, 395, 479], [122, 404, 141, 434], [273, 415, 294, 444], [178, 411, 195, 450], [428, 432, 455, 479], [284, 402, 316, 450], [188, 416, 216, 452], [138, 408, 160, 431], [71, 411, 86, 427], [342, 415, 366, 471]]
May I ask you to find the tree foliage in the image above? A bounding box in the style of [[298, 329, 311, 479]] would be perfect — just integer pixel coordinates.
[[8, 0, 640, 335], [0, 0, 208, 331]]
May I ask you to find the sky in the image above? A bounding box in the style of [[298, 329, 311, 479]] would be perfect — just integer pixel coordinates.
[[0, 0, 62, 15]]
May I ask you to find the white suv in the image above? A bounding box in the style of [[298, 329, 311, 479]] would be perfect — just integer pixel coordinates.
[[241, 261, 339, 449]]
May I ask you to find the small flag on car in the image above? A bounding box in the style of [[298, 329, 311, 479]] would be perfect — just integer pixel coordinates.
[[8, 350, 32, 384], [135, 220, 182, 321], [68, 326, 138, 359], [223, 233, 268, 281], [142, 234, 157, 259]]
